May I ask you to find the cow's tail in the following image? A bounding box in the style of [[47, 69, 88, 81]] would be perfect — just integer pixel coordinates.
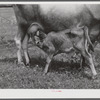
[[84, 26, 94, 52]]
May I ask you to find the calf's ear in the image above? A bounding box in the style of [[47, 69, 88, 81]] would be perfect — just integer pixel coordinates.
[[36, 31, 40, 36], [39, 31, 47, 39], [42, 32, 47, 38], [34, 35, 40, 44]]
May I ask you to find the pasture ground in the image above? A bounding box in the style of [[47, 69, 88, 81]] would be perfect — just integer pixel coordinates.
[[0, 8, 100, 89]]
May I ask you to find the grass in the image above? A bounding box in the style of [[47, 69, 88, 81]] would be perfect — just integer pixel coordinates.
[[0, 7, 100, 89]]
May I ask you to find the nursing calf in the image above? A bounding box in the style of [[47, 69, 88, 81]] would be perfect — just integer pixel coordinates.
[[29, 24, 96, 77]]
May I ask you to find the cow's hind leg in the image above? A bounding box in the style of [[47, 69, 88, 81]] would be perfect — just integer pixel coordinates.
[[81, 51, 97, 78], [74, 43, 97, 78]]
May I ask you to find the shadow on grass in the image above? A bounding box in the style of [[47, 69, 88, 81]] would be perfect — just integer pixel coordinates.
[[0, 56, 93, 79], [0, 55, 83, 75], [30, 57, 81, 74]]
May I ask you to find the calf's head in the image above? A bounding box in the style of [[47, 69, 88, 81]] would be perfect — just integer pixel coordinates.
[[34, 31, 47, 48], [27, 23, 46, 46]]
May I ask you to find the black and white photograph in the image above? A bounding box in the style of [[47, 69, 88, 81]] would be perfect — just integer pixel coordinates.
[[0, 1, 100, 91]]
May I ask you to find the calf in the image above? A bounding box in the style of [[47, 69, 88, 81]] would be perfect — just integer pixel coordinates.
[[28, 23, 96, 78], [35, 30, 75, 75]]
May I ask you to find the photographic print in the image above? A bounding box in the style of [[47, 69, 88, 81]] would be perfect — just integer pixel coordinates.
[[0, 1, 100, 95]]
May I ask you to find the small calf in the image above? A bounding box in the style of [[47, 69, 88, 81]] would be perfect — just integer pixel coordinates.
[[34, 29, 75, 74]]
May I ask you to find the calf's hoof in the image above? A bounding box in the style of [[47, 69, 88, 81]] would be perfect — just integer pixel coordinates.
[[84, 71, 98, 80], [43, 71, 48, 76], [26, 63, 31, 68]]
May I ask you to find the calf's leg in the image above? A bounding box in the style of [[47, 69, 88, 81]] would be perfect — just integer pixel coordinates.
[[43, 55, 53, 75], [79, 55, 85, 70]]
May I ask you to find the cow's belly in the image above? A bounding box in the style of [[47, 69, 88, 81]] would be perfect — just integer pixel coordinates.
[[40, 4, 85, 17], [39, 4, 92, 33]]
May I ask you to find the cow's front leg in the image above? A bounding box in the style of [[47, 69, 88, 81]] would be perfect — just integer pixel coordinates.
[[22, 34, 30, 67], [14, 34, 25, 66], [43, 55, 53, 75]]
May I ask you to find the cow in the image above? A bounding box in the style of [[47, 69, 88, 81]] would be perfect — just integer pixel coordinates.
[[13, 4, 100, 78], [31, 23, 94, 75]]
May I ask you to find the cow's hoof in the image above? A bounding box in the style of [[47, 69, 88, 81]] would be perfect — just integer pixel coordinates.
[[17, 61, 25, 67], [83, 71, 92, 79], [84, 71, 98, 80]]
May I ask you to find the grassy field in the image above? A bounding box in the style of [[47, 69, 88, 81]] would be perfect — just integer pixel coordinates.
[[0, 7, 100, 89]]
